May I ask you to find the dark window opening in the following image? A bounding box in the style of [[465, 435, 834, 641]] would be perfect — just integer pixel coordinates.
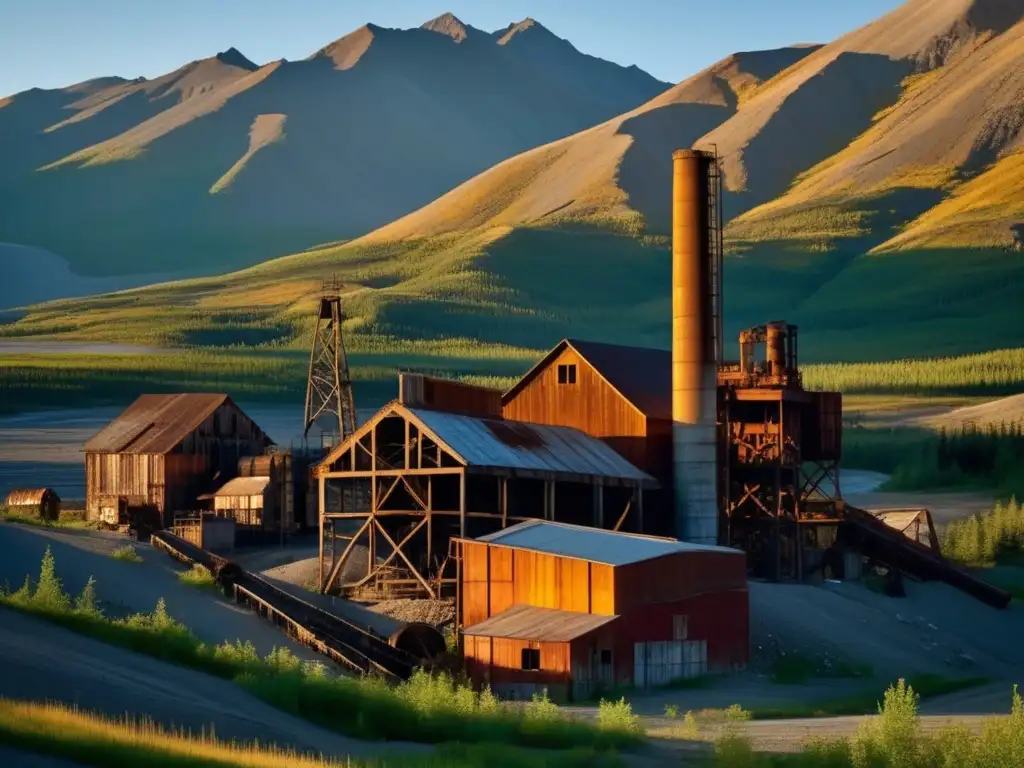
[[521, 648, 540, 671], [600, 649, 612, 665], [557, 364, 577, 385]]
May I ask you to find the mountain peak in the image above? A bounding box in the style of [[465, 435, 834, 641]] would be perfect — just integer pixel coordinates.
[[215, 47, 258, 71], [422, 12, 472, 42], [494, 17, 550, 45]]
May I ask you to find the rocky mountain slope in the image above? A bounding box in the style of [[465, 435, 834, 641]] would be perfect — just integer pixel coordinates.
[[0, 13, 669, 283]]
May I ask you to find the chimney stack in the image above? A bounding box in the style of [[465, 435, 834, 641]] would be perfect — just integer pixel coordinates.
[[671, 149, 719, 545]]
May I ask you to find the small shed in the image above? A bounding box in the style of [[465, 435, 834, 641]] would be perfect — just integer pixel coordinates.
[[3, 488, 61, 521], [459, 520, 749, 702], [211, 476, 273, 529]]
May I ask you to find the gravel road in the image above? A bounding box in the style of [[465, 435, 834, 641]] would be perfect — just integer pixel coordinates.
[[0, 608, 429, 761]]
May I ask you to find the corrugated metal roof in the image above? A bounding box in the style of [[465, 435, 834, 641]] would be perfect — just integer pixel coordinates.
[[502, 339, 671, 420], [409, 407, 656, 485], [84, 394, 231, 454], [477, 520, 742, 565], [4, 488, 55, 506], [463, 604, 618, 642], [213, 476, 271, 497]]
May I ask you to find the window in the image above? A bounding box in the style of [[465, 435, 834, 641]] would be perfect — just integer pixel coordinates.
[[600, 649, 612, 666], [556, 363, 577, 385], [673, 615, 689, 641], [521, 648, 540, 671]]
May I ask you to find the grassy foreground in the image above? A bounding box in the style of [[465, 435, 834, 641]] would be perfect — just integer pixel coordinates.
[[0, 547, 641, 753], [0, 699, 621, 768]]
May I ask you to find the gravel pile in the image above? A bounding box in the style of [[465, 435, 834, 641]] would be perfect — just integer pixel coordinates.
[[368, 599, 455, 628]]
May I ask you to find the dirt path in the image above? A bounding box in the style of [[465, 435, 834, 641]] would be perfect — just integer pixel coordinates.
[[0, 607, 429, 761]]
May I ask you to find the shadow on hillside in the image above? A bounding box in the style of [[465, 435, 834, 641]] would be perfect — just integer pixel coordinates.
[[738, 52, 911, 213], [616, 102, 733, 233], [0, 30, 666, 280]]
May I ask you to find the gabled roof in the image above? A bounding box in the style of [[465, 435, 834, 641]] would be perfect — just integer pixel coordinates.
[[463, 605, 618, 642], [503, 338, 671, 420], [317, 401, 657, 487], [84, 394, 241, 455], [213, 476, 271, 497], [476, 520, 742, 565]]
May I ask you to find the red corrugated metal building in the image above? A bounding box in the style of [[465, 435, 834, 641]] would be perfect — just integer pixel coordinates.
[[459, 520, 748, 702]]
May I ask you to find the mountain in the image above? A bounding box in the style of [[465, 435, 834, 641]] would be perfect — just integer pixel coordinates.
[[3, 0, 1022, 380], [361, 45, 819, 241], [0, 13, 670, 287]]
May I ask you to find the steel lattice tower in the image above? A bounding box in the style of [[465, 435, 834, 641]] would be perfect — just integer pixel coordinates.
[[303, 280, 356, 442]]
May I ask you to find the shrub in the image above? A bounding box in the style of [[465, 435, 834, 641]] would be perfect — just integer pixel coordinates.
[[596, 697, 643, 735], [944, 497, 1024, 566], [111, 545, 143, 563], [178, 564, 216, 588]]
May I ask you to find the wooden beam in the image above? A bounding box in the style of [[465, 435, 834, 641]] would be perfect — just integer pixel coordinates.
[[373, 518, 434, 598], [320, 468, 463, 479], [637, 484, 644, 533], [404, 419, 411, 470], [500, 477, 508, 528], [613, 499, 631, 532], [376, 475, 403, 510], [593, 483, 603, 528], [322, 516, 372, 593], [317, 474, 326, 592], [459, 469, 466, 538]]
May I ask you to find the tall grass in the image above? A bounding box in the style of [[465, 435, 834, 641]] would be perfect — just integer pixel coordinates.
[[0, 699, 623, 768], [0, 548, 640, 752], [712, 680, 1024, 767]]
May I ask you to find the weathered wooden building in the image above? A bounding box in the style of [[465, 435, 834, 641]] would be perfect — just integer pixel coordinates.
[[84, 394, 272, 525], [3, 488, 61, 521], [315, 374, 658, 599], [211, 476, 273, 529], [502, 339, 674, 534], [459, 520, 748, 702]]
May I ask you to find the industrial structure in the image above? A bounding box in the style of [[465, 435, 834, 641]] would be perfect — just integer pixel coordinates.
[[84, 394, 272, 528], [3, 488, 61, 521], [458, 520, 748, 702], [304, 278, 357, 445], [314, 148, 1010, 613], [314, 373, 656, 598]]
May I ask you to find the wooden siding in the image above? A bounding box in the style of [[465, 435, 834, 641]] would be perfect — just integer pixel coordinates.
[[462, 541, 617, 627], [612, 551, 748, 614], [85, 399, 270, 522], [214, 491, 267, 528], [502, 348, 650, 470]]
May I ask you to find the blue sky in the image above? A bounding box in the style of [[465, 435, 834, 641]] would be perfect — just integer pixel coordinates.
[[2, 0, 904, 96]]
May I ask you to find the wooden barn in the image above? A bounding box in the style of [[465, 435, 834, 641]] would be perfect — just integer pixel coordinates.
[[84, 394, 272, 525], [3, 488, 61, 521], [502, 339, 674, 534], [459, 520, 748, 702]]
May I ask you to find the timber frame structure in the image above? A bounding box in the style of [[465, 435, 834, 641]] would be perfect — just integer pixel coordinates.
[[314, 401, 658, 599]]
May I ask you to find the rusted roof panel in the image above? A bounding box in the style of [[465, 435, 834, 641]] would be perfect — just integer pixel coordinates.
[[214, 476, 271, 497], [477, 520, 743, 565], [84, 394, 230, 455], [410, 407, 656, 485], [463, 604, 618, 642], [4, 488, 55, 506]]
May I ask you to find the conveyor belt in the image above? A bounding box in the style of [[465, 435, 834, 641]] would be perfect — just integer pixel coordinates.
[[151, 531, 420, 680], [839, 505, 1012, 610]]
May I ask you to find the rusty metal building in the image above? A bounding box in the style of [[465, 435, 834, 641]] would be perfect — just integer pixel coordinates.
[[315, 374, 657, 599], [84, 394, 272, 525], [459, 520, 748, 702], [3, 488, 61, 521]]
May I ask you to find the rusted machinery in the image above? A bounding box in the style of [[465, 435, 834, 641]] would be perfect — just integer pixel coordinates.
[[673, 149, 1009, 608], [717, 320, 843, 581], [151, 530, 445, 677]]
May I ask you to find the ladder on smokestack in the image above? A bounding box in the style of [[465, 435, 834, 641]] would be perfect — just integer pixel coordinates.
[[707, 151, 724, 366]]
